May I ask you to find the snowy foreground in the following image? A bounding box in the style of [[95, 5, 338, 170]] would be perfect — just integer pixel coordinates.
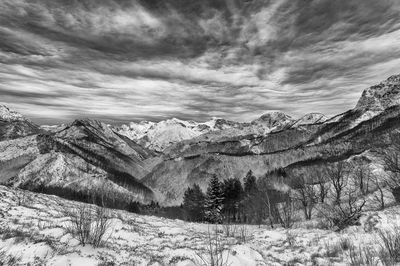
[[1, 186, 400, 266]]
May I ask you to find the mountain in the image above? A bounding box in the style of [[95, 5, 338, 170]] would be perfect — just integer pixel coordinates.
[[1, 74, 399, 207], [0, 118, 159, 206], [0, 105, 42, 141], [252, 111, 295, 130], [112, 117, 244, 152], [0, 105, 26, 121], [142, 75, 400, 205], [293, 113, 328, 126], [356, 74, 400, 112], [113, 112, 314, 152]]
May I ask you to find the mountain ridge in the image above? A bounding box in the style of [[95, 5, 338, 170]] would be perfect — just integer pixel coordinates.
[[1, 74, 399, 206]]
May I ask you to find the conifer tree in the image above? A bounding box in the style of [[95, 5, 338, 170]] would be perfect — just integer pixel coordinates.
[[183, 184, 205, 221], [244, 170, 257, 195], [222, 178, 244, 222], [204, 175, 224, 223]]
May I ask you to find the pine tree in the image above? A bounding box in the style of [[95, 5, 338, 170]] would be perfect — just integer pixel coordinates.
[[205, 175, 224, 223], [222, 178, 244, 222], [244, 170, 257, 195], [183, 184, 205, 221]]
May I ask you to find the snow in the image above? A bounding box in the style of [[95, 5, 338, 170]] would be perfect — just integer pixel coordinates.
[[113, 112, 330, 153], [112, 118, 235, 152], [355, 74, 400, 111], [0, 105, 26, 122], [2, 185, 400, 265], [351, 110, 381, 128]]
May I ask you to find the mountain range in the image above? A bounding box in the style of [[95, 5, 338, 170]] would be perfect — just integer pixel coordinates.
[[1, 74, 399, 206]]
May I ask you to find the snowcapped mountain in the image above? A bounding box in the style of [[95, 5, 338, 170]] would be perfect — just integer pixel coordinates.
[[1, 118, 157, 204], [356, 74, 400, 112], [0, 105, 26, 122], [0, 105, 42, 141], [252, 111, 295, 129], [113, 112, 326, 152], [293, 113, 328, 126], [2, 74, 400, 206], [112, 117, 243, 152]]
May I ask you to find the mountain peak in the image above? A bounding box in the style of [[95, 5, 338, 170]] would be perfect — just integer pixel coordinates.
[[254, 111, 293, 123], [252, 111, 294, 130], [0, 105, 26, 122], [356, 74, 400, 111], [295, 113, 328, 125]]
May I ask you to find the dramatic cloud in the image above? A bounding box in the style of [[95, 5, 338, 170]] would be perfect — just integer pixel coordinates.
[[1, 0, 400, 124]]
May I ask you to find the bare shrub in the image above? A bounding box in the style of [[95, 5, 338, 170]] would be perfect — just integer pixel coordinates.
[[0, 249, 21, 266], [15, 189, 27, 207], [222, 222, 236, 238], [324, 241, 342, 258], [61, 203, 112, 248], [338, 237, 351, 251], [377, 226, 400, 265], [319, 186, 366, 231], [285, 230, 296, 247], [196, 225, 231, 266], [348, 244, 377, 266], [236, 224, 251, 244]]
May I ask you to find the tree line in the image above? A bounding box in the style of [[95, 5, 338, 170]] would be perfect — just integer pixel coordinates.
[[182, 170, 293, 226]]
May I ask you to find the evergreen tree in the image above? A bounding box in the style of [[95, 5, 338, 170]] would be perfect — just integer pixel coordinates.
[[205, 175, 224, 223], [222, 178, 244, 222], [244, 170, 257, 195], [242, 170, 260, 223], [183, 184, 205, 221]]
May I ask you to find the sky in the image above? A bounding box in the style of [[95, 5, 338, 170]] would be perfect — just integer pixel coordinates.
[[0, 0, 400, 124]]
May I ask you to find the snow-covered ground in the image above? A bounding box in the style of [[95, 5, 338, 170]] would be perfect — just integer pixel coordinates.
[[1, 185, 400, 266]]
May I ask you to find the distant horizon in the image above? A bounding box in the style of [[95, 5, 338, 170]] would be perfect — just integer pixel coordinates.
[[1, 0, 400, 125]]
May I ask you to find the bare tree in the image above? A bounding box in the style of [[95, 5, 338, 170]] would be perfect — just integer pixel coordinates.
[[315, 168, 330, 203], [320, 183, 366, 231], [276, 194, 295, 229], [381, 133, 400, 202], [372, 174, 386, 210], [326, 161, 349, 205], [257, 178, 280, 228], [352, 164, 372, 195], [292, 175, 318, 220]]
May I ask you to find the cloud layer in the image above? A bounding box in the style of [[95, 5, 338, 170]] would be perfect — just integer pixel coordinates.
[[1, 0, 400, 124]]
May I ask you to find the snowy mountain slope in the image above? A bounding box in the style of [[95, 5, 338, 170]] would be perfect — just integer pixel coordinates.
[[2, 185, 399, 266], [0, 118, 158, 204], [0, 105, 26, 122], [0, 105, 42, 141], [292, 113, 328, 126], [144, 75, 400, 204], [0, 186, 400, 266], [356, 74, 400, 112], [111, 117, 244, 152], [113, 112, 313, 152]]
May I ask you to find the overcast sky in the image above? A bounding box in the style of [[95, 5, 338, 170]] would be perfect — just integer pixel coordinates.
[[1, 0, 400, 124]]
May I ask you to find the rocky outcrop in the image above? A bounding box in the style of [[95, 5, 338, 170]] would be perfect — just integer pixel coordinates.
[[356, 74, 400, 112]]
